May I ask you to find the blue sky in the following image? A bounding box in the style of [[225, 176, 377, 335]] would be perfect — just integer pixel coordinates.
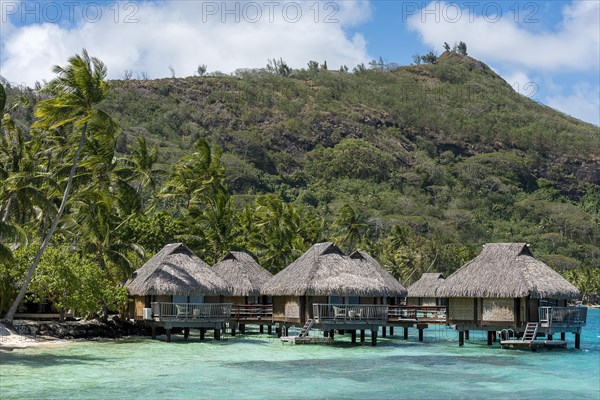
[[1, 0, 598, 125]]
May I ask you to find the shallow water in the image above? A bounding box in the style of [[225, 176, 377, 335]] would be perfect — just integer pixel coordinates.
[[1, 309, 599, 400]]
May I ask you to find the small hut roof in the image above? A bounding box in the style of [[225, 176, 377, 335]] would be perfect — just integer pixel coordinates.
[[212, 251, 273, 296], [261, 242, 407, 297], [407, 273, 444, 298], [436, 243, 580, 299], [125, 243, 233, 296]]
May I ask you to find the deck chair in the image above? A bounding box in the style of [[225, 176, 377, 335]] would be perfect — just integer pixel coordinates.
[[333, 306, 346, 319], [176, 304, 189, 318]]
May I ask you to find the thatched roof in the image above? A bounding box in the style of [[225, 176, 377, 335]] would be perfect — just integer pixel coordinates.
[[436, 243, 580, 300], [407, 273, 444, 298], [261, 242, 407, 297], [212, 251, 272, 297], [125, 243, 233, 296]]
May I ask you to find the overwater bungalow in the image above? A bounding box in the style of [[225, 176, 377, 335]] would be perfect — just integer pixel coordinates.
[[436, 243, 587, 348], [261, 242, 407, 345], [125, 243, 234, 341], [211, 251, 273, 334], [406, 273, 445, 306]]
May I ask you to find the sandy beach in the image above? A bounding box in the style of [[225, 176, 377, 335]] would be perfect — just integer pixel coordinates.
[[0, 323, 68, 351]]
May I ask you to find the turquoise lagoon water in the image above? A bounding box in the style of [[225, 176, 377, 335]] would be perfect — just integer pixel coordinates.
[[1, 309, 599, 400]]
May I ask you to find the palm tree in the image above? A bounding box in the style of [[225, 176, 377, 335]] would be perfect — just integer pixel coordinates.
[[3, 50, 116, 325], [332, 203, 367, 254], [160, 140, 224, 209]]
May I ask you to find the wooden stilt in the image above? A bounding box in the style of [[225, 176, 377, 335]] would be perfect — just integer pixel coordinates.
[[231, 327, 236, 336], [200, 328, 205, 340], [382, 326, 387, 338], [575, 333, 580, 349], [492, 331, 497, 342], [403, 326, 408, 340], [323, 330, 329, 338], [166, 329, 172, 343], [267, 325, 272, 335], [259, 325, 264, 334], [418, 328, 424, 342], [547, 334, 553, 340], [151, 325, 157, 340], [339, 330, 345, 335], [371, 329, 378, 346], [329, 329, 335, 340], [360, 330, 365, 342], [351, 330, 357, 343], [184, 327, 189, 340], [240, 324, 246, 334], [464, 330, 469, 340], [560, 332, 565, 341], [214, 328, 221, 340], [389, 326, 394, 336], [487, 331, 493, 346], [459, 331, 464, 346]]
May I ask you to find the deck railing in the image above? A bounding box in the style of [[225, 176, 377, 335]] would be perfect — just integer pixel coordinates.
[[313, 304, 389, 324], [231, 304, 273, 321], [387, 305, 447, 323], [538, 306, 587, 328], [151, 302, 232, 321]]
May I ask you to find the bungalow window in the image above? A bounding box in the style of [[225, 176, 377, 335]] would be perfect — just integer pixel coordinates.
[[540, 299, 558, 307], [328, 296, 359, 304]]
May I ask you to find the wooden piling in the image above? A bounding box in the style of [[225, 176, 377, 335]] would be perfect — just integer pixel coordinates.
[[351, 330, 357, 343], [389, 326, 394, 336], [575, 333, 580, 349], [560, 332, 565, 341], [267, 325, 272, 335], [371, 329, 378, 346], [184, 327, 189, 340], [151, 325, 156, 340], [360, 330, 365, 343], [459, 331, 464, 346], [200, 328, 205, 340], [464, 330, 469, 340], [487, 331, 493, 345], [403, 326, 408, 340], [214, 328, 221, 340], [166, 329, 172, 343], [547, 334, 553, 340], [231, 327, 236, 336], [259, 325, 264, 334], [329, 329, 335, 340], [382, 326, 387, 338], [240, 324, 246, 334], [418, 328, 424, 342]]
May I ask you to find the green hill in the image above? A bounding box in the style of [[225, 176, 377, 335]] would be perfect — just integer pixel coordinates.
[[2, 51, 599, 299]]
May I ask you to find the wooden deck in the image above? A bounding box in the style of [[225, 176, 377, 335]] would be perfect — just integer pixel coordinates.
[[150, 302, 232, 328], [501, 339, 567, 351], [230, 304, 273, 323], [387, 305, 447, 324]]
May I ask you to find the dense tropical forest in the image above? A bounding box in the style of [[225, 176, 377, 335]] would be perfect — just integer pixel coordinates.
[[1, 48, 599, 321]]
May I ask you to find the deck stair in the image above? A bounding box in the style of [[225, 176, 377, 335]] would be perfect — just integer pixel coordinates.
[[299, 319, 314, 338], [522, 322, 539, 342]]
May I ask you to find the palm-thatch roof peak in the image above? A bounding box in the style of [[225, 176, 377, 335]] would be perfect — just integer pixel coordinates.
[[436, 243, 579, 299], [212, 251, 272, 296], [261, 242, 407, 297], [407, 273, 444, 298], [125, 243, 233, 296]]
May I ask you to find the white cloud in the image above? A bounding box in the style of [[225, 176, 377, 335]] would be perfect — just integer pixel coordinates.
[[0, 1, 371, 85], [547, 83, 600, 126], [406, 1, 599, 71]]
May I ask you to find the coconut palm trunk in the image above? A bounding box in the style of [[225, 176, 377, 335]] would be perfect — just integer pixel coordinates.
[[3, 123, 87, 325], [3, 50, 114, 325]]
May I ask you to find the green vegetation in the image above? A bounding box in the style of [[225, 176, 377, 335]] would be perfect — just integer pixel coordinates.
[[1, 49, 599, 319]]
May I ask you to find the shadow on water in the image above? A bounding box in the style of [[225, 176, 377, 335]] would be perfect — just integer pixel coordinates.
[[0, 352, 114, 368]]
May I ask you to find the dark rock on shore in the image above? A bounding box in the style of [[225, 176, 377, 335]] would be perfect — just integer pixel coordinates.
[[13, 318, 140, 339]]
